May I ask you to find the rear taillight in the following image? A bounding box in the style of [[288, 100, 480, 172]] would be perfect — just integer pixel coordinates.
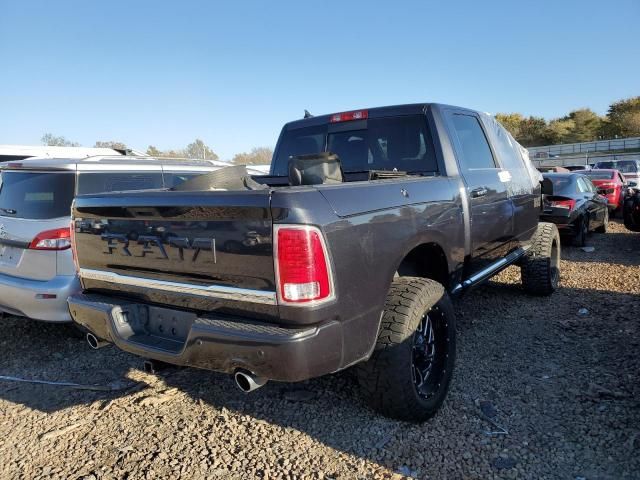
[[274, 225, 334, 305], [29, 227, 71, 250], [548, 198, 576, 210], [329, 109, 368, 123]]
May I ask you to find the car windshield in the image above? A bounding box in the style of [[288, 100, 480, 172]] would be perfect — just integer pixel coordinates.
[[544, 175, 575, 195], [0, 171, 75, 219], [273, 115, 438, 176], [594, 161, 638, 173], [582, 171, 614, 180]]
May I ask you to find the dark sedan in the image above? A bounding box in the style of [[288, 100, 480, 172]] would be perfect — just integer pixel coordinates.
[[541, 173, 609, 246]]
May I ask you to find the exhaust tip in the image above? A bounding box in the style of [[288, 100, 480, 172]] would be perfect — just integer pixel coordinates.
[[86, 332, 107, 350], [234, 370, 267, 393]]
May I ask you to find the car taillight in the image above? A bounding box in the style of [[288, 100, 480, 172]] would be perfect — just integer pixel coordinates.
[[549, 199, 576, 210], [329, 109, 368, 123], [29, 227, 71, 250], [274, 225, 334, 305]]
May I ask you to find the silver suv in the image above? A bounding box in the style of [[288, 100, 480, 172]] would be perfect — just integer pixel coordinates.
[[0, 155, 221, 322]]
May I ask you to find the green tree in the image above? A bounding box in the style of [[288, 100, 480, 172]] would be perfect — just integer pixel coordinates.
[[184, 139, 218, 160], [41, 133, 80, 147], [545, 118, 575, 144], [561, 109, 602, 143], [495, 113, 524, 139], [517, 116, 551, 147], [232, 147, 273, 165], [605, 97, 640, 137], [94, 140, 127, 149], [146, 145, 162, 156]]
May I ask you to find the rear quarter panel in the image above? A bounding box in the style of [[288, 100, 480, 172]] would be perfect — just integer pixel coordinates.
[[271, 178, 464, 366]]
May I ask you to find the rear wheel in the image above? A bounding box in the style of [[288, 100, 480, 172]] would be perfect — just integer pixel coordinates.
[[521, 222, 560, 296], [595, 209, 609, 233], [356, 277, 455, 422], [572, 216, 589, 247]]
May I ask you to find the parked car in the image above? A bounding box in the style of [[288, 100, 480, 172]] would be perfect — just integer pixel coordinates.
[[623, 180, 640, 232], [593, 159, 640, 185], [68, 103, 560, 421], [0, 156, 221, 322], [541, 172, 609, 246], [577, 169, 626, 215]]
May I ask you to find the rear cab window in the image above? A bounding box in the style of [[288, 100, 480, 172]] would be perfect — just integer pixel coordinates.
[[272, 115, 438, 177], [0, 171, 75, 219]]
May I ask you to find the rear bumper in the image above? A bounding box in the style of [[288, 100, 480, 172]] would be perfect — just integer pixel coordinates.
[[68, 293, 344, 382], [0, 273, 79, 322], [540, 212, 577, 234]]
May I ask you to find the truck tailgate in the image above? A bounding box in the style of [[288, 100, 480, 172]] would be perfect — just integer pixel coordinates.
[[72, 190, 276, 316]]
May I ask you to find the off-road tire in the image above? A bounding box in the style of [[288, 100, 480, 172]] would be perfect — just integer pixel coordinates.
[[521, 222, 560, 296], [356, 277, 456, 422], [572, 215, 589, 247], [595, 209, 609, 233]]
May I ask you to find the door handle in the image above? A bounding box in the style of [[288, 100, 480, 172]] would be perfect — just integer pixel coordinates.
[[470, 187, 488, 198]]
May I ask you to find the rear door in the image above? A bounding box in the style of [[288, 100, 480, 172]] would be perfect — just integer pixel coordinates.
[[0, 170, 75, 280], [443, 110, 513, 266]]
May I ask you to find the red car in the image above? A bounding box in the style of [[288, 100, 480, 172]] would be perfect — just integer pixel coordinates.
[[577, 169, 626, 215]]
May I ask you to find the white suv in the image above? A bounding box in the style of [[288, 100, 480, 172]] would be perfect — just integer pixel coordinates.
[[0, 155, 222, 322]]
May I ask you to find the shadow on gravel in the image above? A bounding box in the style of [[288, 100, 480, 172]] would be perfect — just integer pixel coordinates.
[[0, 317, 148, 413], [1, 280, 638, 477], [560, 220, 640, 266]]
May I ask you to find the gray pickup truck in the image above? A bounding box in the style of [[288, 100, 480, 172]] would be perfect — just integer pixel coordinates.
[[68, 103, 560, 421]]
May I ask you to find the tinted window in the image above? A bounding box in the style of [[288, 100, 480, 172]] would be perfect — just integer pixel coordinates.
[[0, 171, 75, 219], [273, 115, 437, 175], [274, 125, 326, 173], [594, 161, 638, 173], [450, 114, 496, 170], [544, 175, 575, 195], [77, 172, 163, 195]]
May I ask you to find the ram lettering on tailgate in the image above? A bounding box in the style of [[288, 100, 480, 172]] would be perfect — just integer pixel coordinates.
[[101, 233, 217, 263]]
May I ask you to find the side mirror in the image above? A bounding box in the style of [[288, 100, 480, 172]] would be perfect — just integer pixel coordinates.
[[629, 181, 638, 188]]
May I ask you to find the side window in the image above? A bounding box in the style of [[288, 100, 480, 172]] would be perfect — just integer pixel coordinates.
[[577, 177, 591, 193], [77, 172, 164, 194], [449, 114, 496, 170]]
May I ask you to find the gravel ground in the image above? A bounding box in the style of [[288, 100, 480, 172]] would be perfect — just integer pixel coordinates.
[[0, 221, 638, 480]]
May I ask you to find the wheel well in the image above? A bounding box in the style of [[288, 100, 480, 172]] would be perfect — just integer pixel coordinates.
[[396, 243, 450, 289]]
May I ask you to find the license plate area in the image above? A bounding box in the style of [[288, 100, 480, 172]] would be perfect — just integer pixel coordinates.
[[111, 304, 195, 353], [0, 245, 22, 267]]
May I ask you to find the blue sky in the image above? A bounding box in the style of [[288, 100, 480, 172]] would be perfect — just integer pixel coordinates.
[[1, 0, 638, 160]]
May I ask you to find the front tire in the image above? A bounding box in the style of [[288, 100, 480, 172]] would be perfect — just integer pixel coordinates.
[[356, 277, 456, 422], [521, 222, 560, 296]]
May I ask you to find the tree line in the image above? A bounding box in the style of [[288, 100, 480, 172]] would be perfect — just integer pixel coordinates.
[[496, 96, 640, 147], [40, 96, 640, 159], [40, 134, 273, 165]]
